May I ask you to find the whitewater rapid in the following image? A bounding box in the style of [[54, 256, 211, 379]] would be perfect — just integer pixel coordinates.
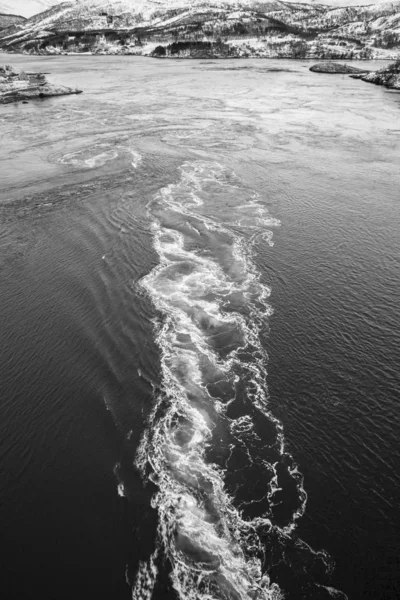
[[132, 160, 335, 600]]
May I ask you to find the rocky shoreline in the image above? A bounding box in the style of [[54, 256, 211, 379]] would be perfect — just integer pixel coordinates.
[[360, 61, 400, 90], [309, 60, 400, 91], [17, 42, 399, 62], [0, 65, 83, 104]]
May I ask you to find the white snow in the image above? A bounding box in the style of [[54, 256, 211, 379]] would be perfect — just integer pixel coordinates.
[[0, 1, 69, 18]]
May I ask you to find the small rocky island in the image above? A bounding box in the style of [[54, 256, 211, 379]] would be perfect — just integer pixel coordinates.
[[309, 62, 370, 75], [0, 65, 82, 104]]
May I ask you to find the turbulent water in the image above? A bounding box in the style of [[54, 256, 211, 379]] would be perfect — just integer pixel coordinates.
[[0, 55, 399, 600], [135, 161, 301, 600]]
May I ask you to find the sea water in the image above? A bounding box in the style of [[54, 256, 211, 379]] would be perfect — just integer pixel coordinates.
[[0, 55, 399, 600]]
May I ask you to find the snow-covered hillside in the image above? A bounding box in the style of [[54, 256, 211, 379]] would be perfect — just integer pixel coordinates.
[[0, 1, 70, 18], [0, 0, 398, 20], [0, 13, 26, 29], [0, 0, 399, 59]]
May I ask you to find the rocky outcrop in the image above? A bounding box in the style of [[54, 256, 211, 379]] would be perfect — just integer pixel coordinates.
[[360, 60, 400, 90], [0, 64, 83, 104], [309, 59, 400, 91], [0, 0, 399, 60], [309, 62, 370, 74]]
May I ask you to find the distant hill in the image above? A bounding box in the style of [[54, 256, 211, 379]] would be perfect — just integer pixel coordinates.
[[0, 1, 70, 18], [0, 0, 399, 59], [0, 0, 397, 19], [0, 13, 26, 30]]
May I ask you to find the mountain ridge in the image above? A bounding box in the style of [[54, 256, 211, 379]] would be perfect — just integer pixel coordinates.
[[1, 0, 399, 59], [1, 0, 399, 18]]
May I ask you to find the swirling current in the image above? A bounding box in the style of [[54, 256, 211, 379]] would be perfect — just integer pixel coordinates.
[[132, 161, 344, 600], [1, 55, 399, 600]]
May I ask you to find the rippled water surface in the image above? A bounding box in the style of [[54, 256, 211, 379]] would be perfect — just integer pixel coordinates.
[[1, 55, 399, 600]]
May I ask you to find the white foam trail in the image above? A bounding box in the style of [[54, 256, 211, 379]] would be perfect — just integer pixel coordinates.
[[129, 148, 142, 169], [132, 550, 159, 600], [59, 142, 142, 170], [133, 160, 342, 599], [60, 147, 118, 168], [315, 584, 348, 599]]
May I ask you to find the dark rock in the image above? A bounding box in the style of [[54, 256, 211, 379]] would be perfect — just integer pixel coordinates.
[[310, 62, 370, 74], [360, 60, 400, 90], [348, 73, 367, 80]]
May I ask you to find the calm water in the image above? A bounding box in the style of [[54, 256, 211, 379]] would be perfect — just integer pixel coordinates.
[[0, 55, 399, 600]]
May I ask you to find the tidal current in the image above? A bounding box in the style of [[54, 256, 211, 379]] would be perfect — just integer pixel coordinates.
[[0, 55, 399, 600]]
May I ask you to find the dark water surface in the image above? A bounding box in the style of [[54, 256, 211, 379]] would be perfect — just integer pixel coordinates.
[[0, 55, 399, 600]]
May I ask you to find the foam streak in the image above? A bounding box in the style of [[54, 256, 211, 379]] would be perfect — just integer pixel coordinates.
[[133, 161, 344, 600]]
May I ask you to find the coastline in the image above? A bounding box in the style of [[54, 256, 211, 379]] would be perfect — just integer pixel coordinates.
[[1, 49, 396, 61], [0, 64, 82, 104]]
